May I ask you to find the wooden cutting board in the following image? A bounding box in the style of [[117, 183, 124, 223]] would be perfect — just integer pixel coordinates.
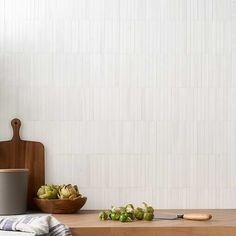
[[0, 118, 45, 210]]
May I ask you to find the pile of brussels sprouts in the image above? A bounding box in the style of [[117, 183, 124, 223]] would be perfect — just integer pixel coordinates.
[[37, 184, 81, 200], [99, 203, 154, 223]]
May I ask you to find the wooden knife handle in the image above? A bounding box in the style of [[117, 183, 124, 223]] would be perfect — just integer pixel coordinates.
[[183, 213, 212, 221]]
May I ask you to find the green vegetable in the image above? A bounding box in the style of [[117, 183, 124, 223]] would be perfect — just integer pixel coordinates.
[[115, 212, 121, 220], [37, 183, 82, 200], [110, 206, 121, 220], [99, 211, 108, 220], [125, 204, 134, 213], [143, 212, 154, 221], [37, 185, 58, 199], [120, 207, 126, 214], [125, 212, 135, 220], [111, 212, 120, 221], [97, 203, 155, 222], [110, 213, 116, 220], [57, 184, 79, 199], [119, 213, 128, 222], [143, 202, 154, 214], [134, 207, 144, 220], [142, 202, 154, 221], [106, 210, 112, 219]]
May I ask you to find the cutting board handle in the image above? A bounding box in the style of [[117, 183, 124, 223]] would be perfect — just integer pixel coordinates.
[[11, 118, 21, 141]]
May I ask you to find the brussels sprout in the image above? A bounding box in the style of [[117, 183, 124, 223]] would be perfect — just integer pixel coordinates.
[[125, 212, 135, 220], [37, 185, 58, 199], [98, 203, 154, 222], [134, 208, 144, 220], [37, 186, 46, 197], [57, 184, 79, 199], [143, 212, 154, 221], [73, 185, 81, 196], [119, 213, 128, 222], [99, 211, 108, 220], [142, 203, 154, 221], [120, 207, 126, 214], [106, 210, 112, 219], [143, 202, 154, 214], [110, 212, 120, 221], [125, 204, 134, 213]]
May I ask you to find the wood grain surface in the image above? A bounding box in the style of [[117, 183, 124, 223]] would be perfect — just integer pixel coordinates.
[[54, 209, 236, 236], [0, 119, 45, 209]]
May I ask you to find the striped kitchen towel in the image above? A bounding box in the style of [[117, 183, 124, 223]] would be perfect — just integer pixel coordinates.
[[0, 215, 72, 236]]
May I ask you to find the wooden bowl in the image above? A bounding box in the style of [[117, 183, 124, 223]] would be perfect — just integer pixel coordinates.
[[34, 196, 87, 214]]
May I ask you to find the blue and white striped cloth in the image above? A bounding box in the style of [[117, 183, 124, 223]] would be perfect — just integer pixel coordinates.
[[0, 215, 72, 236]]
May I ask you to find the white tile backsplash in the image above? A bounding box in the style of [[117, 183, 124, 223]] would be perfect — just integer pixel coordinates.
[[0, 0, 236, 209]]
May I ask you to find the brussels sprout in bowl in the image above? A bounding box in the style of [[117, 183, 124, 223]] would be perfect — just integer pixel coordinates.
[[35, 184, 87, 214]]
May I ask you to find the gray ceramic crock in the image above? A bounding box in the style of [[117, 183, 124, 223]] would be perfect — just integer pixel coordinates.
[[0, 169, 29, 215]]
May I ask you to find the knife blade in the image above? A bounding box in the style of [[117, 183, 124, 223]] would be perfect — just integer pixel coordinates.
[[155, 213, 212, 221]]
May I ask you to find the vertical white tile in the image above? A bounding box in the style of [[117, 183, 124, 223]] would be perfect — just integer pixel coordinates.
[[89, 155, 109, 187], [72, 155, 90, 188]]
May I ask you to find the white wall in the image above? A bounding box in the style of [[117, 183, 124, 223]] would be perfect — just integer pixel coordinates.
[[0, 0, 236, 209]]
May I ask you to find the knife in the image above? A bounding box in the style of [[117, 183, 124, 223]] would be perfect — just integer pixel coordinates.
[[155, 213, 212, 221]]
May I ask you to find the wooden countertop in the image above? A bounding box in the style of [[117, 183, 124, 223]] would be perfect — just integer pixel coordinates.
[[54, 209, 236, 236]]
